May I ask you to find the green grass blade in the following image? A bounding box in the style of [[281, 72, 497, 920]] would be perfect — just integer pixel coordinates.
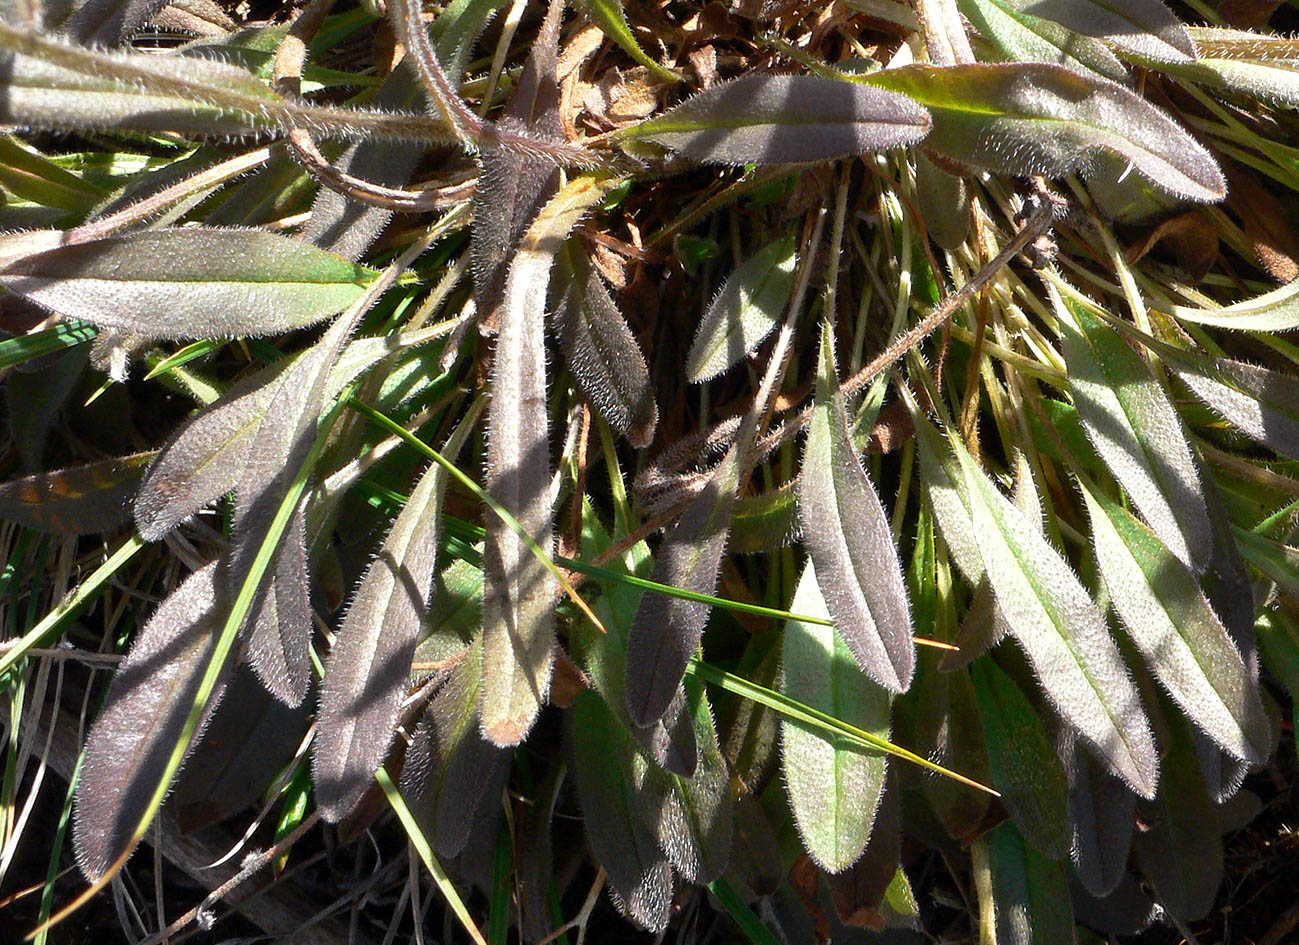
[[707, 878, 782, 945]]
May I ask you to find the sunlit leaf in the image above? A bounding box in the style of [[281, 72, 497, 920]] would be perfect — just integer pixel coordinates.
[[482, 177, 612, 745], [72, 561, 231, 880], [686, 235, 796, 384], [1154, 28, 1299, 107], [1079, 480, 1270, 763], [0, 228, 373, 343], [1021, 0, 1196, 63], [861, 62, 1225, 201], [1056, 292, 1211, 573], [798, 320, 914, 692], [623, 74, 931, 165], [552, 240, 658, 447], [1166, 275, 1299, 331], [781, 563, 890, 873], [957, 0, 1128, 83]]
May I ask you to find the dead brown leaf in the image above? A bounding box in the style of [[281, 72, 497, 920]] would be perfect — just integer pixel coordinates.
[[1125, 210, 1219, 282], [1225, 162, 1299, 283]]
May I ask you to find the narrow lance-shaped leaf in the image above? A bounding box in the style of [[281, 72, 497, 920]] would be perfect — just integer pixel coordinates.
[[1079, 479, 1270, 764], [0, 228, 375, 342], [314, 407, 476, 821], [570, 690, 673, 932], [621, 74, 931, 165], [860, 62, 1225, 202], [552, 240, 658, 447], [956, 0, 1129, 84], [0, 452, 150, 534], [482, 176, 615, 745], [1060, 728, 1135, 898], [1153, 28, 1299, 110], [1165, 274, 1299, 332], [970, 658, 1070, 859], [902, 387, 1159, 797], [798, 320, 914, 692], [572, 0, 682, 84], [781, 563, 891, 873], [686, 234, 796, 384], [401, 638, 510, 856], [974, 822, 1076, 945], [72, 561, 232, 880], [1021, 0, 1195, 63], [1055, 291, 1211, 573]]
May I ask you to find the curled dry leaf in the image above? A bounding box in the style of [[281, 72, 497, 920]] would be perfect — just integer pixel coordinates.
[[781, 564, 891, 873], [862, 62, 1225, 202], [0, 228, 373, 342], [624, 73, 931, 165], [686, 234, 796, 384], [73, 561, 231, 880], [798, 321, 914, 692]]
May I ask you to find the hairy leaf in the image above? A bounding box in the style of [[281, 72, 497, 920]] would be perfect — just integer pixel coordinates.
[[552, 240, 657, 446], [0, 228, 373, 342], [1021, 0, 1196, 62], [626, 445, 740, 731], [686, 235, 796, 384], [862, 62, 1225, 201], [1060, 729, 1135, 898], [957, 0, 1128, 83], [72, 561, 231, 880], [482, 176, 613, 744], [798, 321, 914, 692], [1056, 294, 1211, 573], [625, 74, 931, 165], [976, 822, 1075, 945], [60, 0, 170, 46], [0, 452, 150, 534], [572, 0, 681, 84], [401, 640, 509, 856], [970, 658, 1070, 858], [781, 563, 890, 873], [241, 512, 313, 706], [570, 690, 673, 932], [1155, 27, 1299, 107], [316, 424, 465, 820], [1080, 481, 1270, 763]]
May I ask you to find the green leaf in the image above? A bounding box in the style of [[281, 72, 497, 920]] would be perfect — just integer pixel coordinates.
[[686, 235, 796, 384], [860, 62, 1225, 201], [1154, 28, 1299, 108], [974, 822, 1075, 945], [1021, 0, 1196, 63], [780, 563, 891, 873], [622, 74, 932, 165], [0, 135, 103, 214], [1056, 291, 1211, 573], [0, 228, 374, 342], [1079, 481, 1270, 764], [798, 320, 914, 692], [572, 0, 683, 84], [956, 0, 1128, 83], [1165, 275, 1299, 332], [970, 658, 1070, 859], [72, 562, 232, 880]]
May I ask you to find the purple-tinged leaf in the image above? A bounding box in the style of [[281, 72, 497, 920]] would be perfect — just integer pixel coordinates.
[[570, 690, 673, 932], [552, 240, 658, 447], [1060, 729, 1136, 898], [482, 176, 614, 745], [72, 562, 232, 880], [862, 62, 1225, 201], [624, 74, 931, 165], [0, 228, 373, 341], [241, 511, 313, 707], [1056, 293, 1211, 574], [315, 443, 458, 821], [1079, 481, 1270, 764], [686, 235, 796, 384], [798, 321, 914, 692], [956, 0, 1129, 84], [626, 446, 740, 730], [0, 452, 150, 534], [1021, 0, 1196, 63], [781, 564, 891, 873], [401, 640, 509, 856]]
